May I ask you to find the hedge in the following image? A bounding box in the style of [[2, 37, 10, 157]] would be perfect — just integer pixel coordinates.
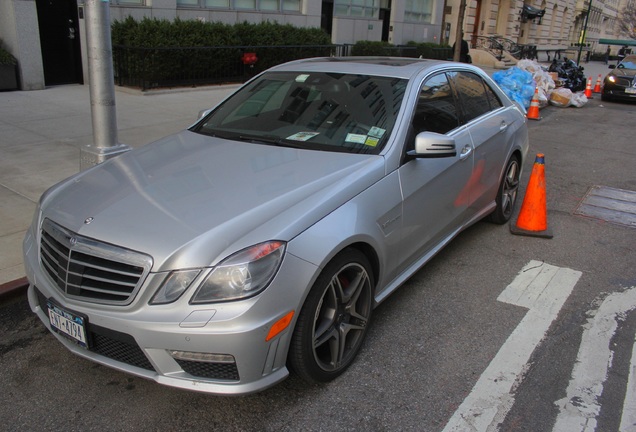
[[111, 18, 333, 87]]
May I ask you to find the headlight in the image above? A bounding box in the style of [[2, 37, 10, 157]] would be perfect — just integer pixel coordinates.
[[607, 75, 616, 83], [150, 269, 201, 305], [190, 241, 286, 304]]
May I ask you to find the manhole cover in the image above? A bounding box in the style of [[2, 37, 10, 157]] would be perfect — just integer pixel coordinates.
[[574, 186, 636, 228]]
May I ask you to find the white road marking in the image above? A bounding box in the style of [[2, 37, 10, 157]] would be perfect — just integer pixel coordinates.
[[553, 287, 636, 432], [443, 260, 582, 432], [621, 331, 636, 432]]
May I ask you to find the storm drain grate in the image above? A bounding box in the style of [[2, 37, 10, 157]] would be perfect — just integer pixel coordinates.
[[574, 186, 636, 228]]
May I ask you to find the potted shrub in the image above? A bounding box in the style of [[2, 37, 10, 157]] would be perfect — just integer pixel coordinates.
[[0, 40, 18, 91]]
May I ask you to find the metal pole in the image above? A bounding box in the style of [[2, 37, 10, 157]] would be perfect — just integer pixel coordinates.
[[576, 0, 593, 65], [80, 0, 130, 171], [440, 0, 448, 45]]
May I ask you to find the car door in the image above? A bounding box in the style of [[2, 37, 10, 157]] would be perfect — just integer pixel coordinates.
[[397, 71, 474, 273], [449, 71, 512, 214]]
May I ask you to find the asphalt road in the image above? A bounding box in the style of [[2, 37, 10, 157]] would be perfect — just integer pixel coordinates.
[[1, 95, 635, 432]]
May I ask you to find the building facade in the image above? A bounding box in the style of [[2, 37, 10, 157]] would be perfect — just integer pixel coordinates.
[[1, 0, 634, 90], [0, 0, 445, 90], [443, 0, 577, 60], [443, 0, 636, 62]]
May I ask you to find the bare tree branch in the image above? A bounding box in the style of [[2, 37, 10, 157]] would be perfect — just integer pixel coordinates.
[[616, 3, 636, 40]]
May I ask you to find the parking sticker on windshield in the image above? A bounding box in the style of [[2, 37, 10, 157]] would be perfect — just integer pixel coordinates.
[[345, 133, 367, 144], [287, 132, 319, 141], [365, 137, 380, 147], [368, 127, 386, 138], [295, 74, 310, 83]]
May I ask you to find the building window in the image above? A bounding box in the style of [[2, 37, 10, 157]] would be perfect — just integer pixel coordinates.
[[110, 0, 145, 5], [176, 0, 300, 11], [334, 0, 379, 19], [404, 0, 433, 23]]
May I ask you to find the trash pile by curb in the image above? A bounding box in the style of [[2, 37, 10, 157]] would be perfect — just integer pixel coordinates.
[[492, 59, 589, 110]]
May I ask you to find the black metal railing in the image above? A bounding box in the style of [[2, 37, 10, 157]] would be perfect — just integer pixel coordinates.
[[473, 36, 537, 61], [474, 36, 506, 60], [113, 44, 451, 90], [113, 45, 337, 90]]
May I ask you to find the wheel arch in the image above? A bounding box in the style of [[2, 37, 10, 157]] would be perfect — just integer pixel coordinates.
[[343, 241, 380, 292]]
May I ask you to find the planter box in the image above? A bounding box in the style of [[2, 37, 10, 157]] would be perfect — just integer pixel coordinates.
[[0, 64, 18, 91]]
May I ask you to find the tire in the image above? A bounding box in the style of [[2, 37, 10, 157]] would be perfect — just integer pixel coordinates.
[[288, 249, 374, 383], [486, 155, 521, 224]]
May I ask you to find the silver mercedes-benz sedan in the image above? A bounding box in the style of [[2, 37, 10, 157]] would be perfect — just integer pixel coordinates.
[[24, 57, 529, 395]]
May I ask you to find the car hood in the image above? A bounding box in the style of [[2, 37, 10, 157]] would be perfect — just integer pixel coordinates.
[[611, 68, 636, 79], [40, 131, 386, 271]]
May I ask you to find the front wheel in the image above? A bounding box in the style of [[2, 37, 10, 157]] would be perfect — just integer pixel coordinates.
[[487, 155, 520, 224], [288, 249, 374, 383]]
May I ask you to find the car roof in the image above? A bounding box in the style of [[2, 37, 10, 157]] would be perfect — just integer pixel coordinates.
[[267, 56, 469, 80]]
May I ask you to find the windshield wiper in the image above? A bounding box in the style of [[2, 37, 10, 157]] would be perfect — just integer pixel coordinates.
[[238, 134, 282, 145], [195, 128, 306, 149], [237, 134, 307, 149]]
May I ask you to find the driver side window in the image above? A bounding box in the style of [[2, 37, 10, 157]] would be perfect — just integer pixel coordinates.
[[411, 73, 460, 135]]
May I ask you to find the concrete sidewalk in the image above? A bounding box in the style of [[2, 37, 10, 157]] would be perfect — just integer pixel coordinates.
[[0, 61, 614, 299], [0, 83, 240, 297]]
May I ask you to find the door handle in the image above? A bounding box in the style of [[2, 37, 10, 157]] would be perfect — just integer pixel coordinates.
[[460, 145, 472, 160], [499, 121, 508, 132]]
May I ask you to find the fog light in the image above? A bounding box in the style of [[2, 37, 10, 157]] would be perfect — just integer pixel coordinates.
[[169, 350, 235, 364]]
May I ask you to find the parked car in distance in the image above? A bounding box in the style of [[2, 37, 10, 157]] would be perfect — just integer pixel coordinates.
[[602, 54, 636, 102], [24, 57, 529, 395]]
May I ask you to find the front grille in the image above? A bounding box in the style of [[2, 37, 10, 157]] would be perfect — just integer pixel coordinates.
[[617, 77, 633, 87], [35, 287, 155, 372], [175, 359, 240, 381], [39, 218, 152, 305]]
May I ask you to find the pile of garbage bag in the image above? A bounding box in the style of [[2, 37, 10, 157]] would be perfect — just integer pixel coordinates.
[[547, 58, 587, 92], [492, 66, 537, 109], [492, 59, 588, 109]]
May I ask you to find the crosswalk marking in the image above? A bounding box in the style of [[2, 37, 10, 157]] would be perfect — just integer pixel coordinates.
[[553, 287, 636, 432], [620, 330, 636, 432], [443, 261, 582, 432]]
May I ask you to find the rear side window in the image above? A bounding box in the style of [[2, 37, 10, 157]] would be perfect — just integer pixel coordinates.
[[411, 73, 460, 135], [484, 80, 503, 110], [449, 71, 502, 123]]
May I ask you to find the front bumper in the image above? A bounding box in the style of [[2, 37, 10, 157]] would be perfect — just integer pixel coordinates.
[[602, 84, 636, 101], [24, 228, 318, 395]]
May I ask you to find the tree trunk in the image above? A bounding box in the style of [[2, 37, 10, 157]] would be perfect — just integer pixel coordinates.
[[453, 0, 467, 62]]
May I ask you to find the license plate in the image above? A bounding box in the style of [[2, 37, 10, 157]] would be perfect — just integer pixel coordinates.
[[626, 88, 636, 94], [47, 301, 89, 348]]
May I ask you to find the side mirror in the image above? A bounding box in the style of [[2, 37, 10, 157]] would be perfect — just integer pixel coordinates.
[[609, 65, 616, 69], [407, 132, 457, 158]]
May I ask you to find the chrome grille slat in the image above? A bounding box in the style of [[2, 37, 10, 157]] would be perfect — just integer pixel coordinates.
[[41, 236, 69, 262], [68, 257, 144, 279], [66, 283, 130, 298], [66, 271, 138, 288], [39, 219, 153, 305]]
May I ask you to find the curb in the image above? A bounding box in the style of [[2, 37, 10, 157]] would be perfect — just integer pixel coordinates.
[[0, 277, 29, 301]]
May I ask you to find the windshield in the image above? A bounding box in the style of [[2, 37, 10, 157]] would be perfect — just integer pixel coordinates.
[[618, 56, 636, 70], [192, 71, 408, 154]]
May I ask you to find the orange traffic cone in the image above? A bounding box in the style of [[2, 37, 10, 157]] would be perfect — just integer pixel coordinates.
[[510, 153, 553, 239], [584, 76, 593, 98], [593, 74, 602, 93], [526, 87, 541, 121]]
